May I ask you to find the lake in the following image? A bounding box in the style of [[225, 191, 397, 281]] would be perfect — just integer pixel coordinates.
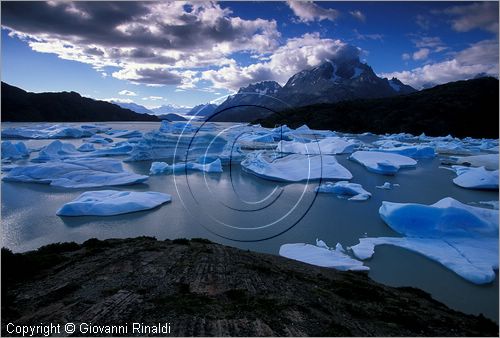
[[1, 121, 498, 321]]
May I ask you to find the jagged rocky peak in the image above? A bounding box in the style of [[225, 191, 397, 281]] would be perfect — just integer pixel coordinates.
[[238, 81, 282, 95]]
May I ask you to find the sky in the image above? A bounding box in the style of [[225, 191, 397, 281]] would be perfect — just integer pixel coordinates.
[[1, 1, 498, 108]]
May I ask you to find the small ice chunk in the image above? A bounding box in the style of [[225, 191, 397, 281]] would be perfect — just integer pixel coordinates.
[[279, 241, 369, 271], [451, 166, 499, 190], [376, 182, 392, 190], [315, 181, 371, 201], [57, 190, 171, 216], [349, 151, 417, 175], [478, 201, 499, 210], [241, 152, 352, 182]]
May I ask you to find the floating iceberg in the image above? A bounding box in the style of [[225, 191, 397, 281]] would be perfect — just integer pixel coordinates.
[[84, 134, 113, 144], [32, 140, 81, 162], [453, 154, 499, 170], [56, 190, 171, 216], [77, 143, 96, 152], [373, 145, 435, 159], [125, 130, 227, 162], [376, 182, 392, 189], [349, 151, 417, 175], [105, 129, 143, 139], [149, 158, 223, 175], [241, 152, 352, 182], [351, 197, 499, 284], [3, 158, 148, 188], [451, 166, 499, 190], [1, 141, 29, 160], [277, 137, 357, 155], [2, 124, 95, 139], [315, 181, 371, 201], [279, 240, 369, 271]]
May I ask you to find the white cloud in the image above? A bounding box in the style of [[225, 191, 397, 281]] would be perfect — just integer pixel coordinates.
[[402, 53, 411, 61], [118, 90, 137, 96], [202, 33, 361, 91], [350, 10, 366, 22], [287, 1, 339, 23], [381, 39, 499, 89], [142, 96, 165, 101], [442, 2, 498, 34], [413, 48, 430, 61], [103, 98, 134, 103], [3, 1, 280, 86]]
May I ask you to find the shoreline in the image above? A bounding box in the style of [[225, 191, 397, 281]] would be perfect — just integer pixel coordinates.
[[2, 236, 498, 336]]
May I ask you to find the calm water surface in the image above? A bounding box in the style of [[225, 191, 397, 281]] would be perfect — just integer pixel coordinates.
[[1, 122, 498, 321]]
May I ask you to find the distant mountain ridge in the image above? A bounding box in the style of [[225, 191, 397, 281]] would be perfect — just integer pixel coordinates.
[[150, 104, 192, 115], [211, 57, 417, 121], [256, 77, 499, 139], [1, 82, 159, 122], [110, 101, 154, 115]]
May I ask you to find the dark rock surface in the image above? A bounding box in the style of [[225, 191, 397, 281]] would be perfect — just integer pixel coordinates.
[[2, 237, 498, 336]]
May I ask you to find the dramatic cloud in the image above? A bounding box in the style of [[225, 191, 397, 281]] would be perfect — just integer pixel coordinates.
[[350, 10, 366, 22], [2, 1, 280, 86], [288, 1, 339, 23], [381, 39, 499, 89], [441, 2, 498, 34], [413, 48, 430, 61], [118, 90, 137, 96], [202, 33, 361, 91]]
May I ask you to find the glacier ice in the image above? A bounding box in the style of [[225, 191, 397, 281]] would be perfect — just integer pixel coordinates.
[[372, 145, 435, 159], [149, 158, 223, 175], [351, 197, 498, 284], [453, 154, 499, 170], [451, 166, 499, 190], [105, 129, 143, 139], [57, 190, 171, 216], [349, 151, 417, 175], [2, 141, 29, 160], [376, 182, 392, 189], [277, 137, 357, 155], [241, 152, 353, 182], [315, 181, 371, 201], [77, 143, 96, 152], [279, 239, 369, 271], [2, 124, 95, 139], [3, 158, 148, 188]]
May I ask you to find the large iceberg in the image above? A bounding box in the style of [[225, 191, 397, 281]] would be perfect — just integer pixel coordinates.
[[105, 129, 143, 139], [277, 137, 357, 155], [452, 154, 499, 170], [279, 239, 369, 271], [149, 158, 223, 175], [372, 145, 435, 159], [125, 130, 227, 162], [56, 190, 171, 216], [2, 141, 30, 160], [315, 181, 371, 201], [451, 166, 499, 190], [241, 152, 353, 182], [32, 140, 134, 162], [3, 158, 148, 188], [351, 198, 498, 284], [349, 151, 417, 175], [2, 124, 95, 139]]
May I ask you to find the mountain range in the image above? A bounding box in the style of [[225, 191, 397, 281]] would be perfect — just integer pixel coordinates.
[[256, 77, 499, 139], [211, 57, 416, 122], [1, 82, 159, 122]]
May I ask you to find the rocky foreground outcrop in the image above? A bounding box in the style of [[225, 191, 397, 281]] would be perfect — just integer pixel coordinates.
[[2, 237, 498, 336]]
